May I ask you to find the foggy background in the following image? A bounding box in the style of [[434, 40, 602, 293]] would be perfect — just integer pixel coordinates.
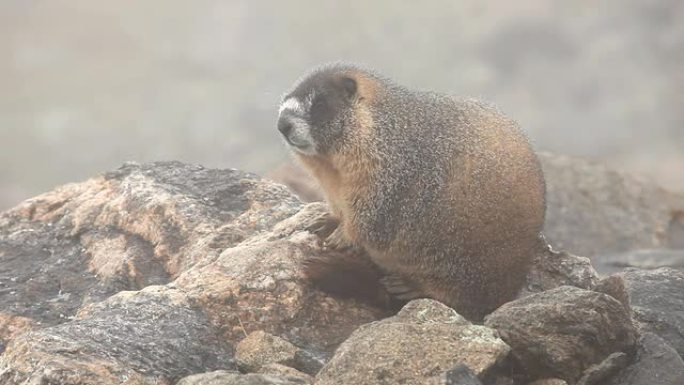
[[1, 0, 682, 210]]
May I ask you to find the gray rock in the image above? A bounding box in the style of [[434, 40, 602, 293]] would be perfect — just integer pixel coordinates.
[[606, 333, 684, 385], [0, 162, 385, 384], [521, 246, 599, 296], [575, 352, 630, 385], [527, 379, 568, 385], [484, 286, 637, 383], [172, 204, 387, 354], [617, 267, 684, 356], [597, 249, 684, 275], [0, 161, 300, 347], [425, 363, 484, 385], [176, 370, 241, 385], [3, 159, 679, 384], [235, 331, 299, 372], [315, 299, 510, 385], [0, 286, 235, 384], [593, 275, 631, 312], [176, 370, 310, 385], [444, 364, 484, 385], [541, 152, 684, 259], [257, 364, 313, 384]]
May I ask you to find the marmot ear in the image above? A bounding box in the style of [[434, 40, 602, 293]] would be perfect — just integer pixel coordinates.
[[340, 76, 357, 99]]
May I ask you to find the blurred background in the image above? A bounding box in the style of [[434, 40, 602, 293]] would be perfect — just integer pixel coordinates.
[[1, 0, 682, 210]]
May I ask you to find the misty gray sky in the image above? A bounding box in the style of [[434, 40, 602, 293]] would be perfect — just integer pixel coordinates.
[[1, 0, 683, 209]]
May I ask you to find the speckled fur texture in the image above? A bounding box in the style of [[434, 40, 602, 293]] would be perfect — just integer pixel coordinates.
[[278, 64, 546, 320]]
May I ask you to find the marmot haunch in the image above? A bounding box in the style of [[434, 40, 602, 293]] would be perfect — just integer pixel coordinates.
[[277, 64, 546, 320]]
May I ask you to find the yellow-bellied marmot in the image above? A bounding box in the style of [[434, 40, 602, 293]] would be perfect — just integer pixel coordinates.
[[277, 64, 546, 321]]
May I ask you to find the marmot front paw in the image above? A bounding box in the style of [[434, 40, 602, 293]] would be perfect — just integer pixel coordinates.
[[323, 226, 354, 251], [305, 211, 339, 240]]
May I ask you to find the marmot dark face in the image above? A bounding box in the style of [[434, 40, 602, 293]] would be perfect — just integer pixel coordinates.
[[277, 66, 362, 156]]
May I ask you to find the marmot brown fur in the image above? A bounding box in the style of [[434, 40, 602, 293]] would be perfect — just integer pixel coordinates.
[[277, 64, 546, 320]]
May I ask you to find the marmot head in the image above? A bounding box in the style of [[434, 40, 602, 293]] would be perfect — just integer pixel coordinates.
[[277, 64, 379, 157]]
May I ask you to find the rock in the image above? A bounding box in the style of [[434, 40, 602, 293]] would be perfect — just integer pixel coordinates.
[[0, 286, 235, 384], [172, 204, 387, 354], [176, 370, 310, 385], [443, 365, 483, 385], [0, 162, 385, 384], [0, 315, 34, 352], [575, 352, 630, 385], [425, 363, 484, 385], [315, 299, 510, 385], [540, 152, 684, 260], [235, 331, 299, 372], [2, 159, 679, 384], [617, 267, 684, 356], [593, 275, 630, 311], [521, 246, 599, 296], [596, 249, 684, 275], [484, 286, 637, 383], [527, 379, 568, 385], [443, 364, 485, 385], [606, 333, 684, 385], [489, 377, 514, 385], [176, 370, 240, 385], [257, 364, 313, 383], [0, 161, 300, 346]]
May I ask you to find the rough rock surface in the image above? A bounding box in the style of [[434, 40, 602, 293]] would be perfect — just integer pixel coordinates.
[[235, 331, 299, 373], [257, 364, 313, 384], [0, 286, 234, 384], [527, 380, 568, 385], [484, 286, 637, 383], [574, 352, 630, 385], [617, 267, 684, 356], [521, 247, 599, 296], [315, 299, 510, 385], [0, 161, 298, 344], [606, 333, 684, 385], [176, 370, 310, 385], [1, 160, 682, 384], [171, 202, 388, 353], [425, 363, 484, 385], [0, 162, 384, 384]]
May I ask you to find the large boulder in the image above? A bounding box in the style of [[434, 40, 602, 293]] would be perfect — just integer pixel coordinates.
[[484, 286, 637, 383], [616, 267, 684, 356], [0, 160, 681, 384], [596, 249, 684, 275], [0, 286, 234, 384], [540, 152, 684, 264], [606, 333, 684, 385], [176, 370, 311, 385], [0, 162, 384, 384], [0, 161, 300, 344], [315, 299, 510, 385]]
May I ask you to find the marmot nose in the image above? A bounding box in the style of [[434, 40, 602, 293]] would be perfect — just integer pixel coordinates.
[[278, 118, 294, 137]]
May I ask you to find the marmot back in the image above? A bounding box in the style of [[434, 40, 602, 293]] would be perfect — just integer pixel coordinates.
[[277, 64, 546, 320]]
